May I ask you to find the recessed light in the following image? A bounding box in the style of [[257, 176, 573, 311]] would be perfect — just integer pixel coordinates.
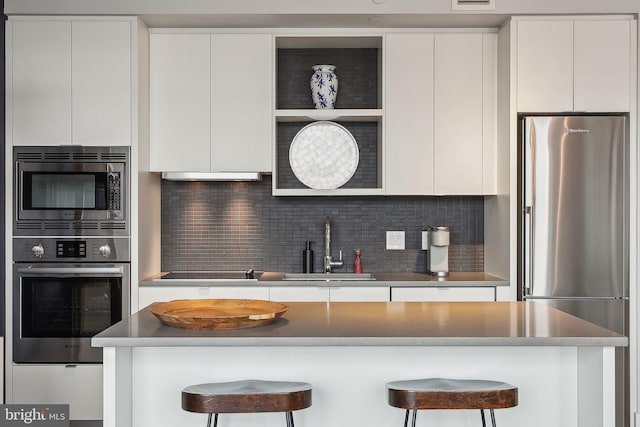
[[368, 16, 384, 24]]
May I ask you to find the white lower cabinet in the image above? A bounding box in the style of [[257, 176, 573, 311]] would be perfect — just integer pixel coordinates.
[[138, 286, 270, 311], [328, 286, 390, 302], [270, 286, 390, 302], [140, 285, 389, 310], [11, 364, 102, 420], [391, 287, 496, 302], [269, 286, 329, 302]]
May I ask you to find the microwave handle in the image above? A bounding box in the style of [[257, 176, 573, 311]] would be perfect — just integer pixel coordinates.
[[16, 267, 124, 276]]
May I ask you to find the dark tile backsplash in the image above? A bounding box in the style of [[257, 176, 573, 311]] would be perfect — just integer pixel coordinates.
[[161, 176, 485, 273]]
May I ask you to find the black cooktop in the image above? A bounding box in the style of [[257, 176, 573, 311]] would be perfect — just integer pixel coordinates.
[[161, 270, 258, 280]]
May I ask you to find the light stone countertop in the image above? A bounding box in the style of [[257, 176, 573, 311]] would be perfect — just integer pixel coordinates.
[[140, 271, 508, 287], [92, 301, 626, 348]]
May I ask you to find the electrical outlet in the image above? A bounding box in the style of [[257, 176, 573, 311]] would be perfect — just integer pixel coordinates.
[[386, 231, 405, 250]]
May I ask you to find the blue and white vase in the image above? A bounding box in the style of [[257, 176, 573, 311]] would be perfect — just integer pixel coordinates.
[[310, 65, 338, 109]]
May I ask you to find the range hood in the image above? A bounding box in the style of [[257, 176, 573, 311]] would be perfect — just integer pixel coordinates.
[[161, 172, 263, 181]]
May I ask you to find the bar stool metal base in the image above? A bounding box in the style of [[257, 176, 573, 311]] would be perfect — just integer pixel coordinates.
[[205, 412, 297, 427], [403, 408, 497, 427]]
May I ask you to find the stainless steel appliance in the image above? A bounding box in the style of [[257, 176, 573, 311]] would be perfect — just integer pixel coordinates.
[[13, 146, 129, 236], [13, 237, 130, 363], [520, 115, 628, 427], [157, 270, 260, 281], [425, 226, 450, 277]]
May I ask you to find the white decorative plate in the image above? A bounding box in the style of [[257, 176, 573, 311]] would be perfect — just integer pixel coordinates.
[[289, 121, 359, 189]]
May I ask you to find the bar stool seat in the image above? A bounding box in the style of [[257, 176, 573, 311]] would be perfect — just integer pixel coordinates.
[[387, 378, 517, 427], [182, 379, 312, 427]]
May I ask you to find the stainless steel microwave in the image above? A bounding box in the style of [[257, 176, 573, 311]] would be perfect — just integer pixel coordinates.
[[14, 146, 129, 236]]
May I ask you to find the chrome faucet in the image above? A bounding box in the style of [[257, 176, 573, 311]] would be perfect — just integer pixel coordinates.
[[323, 216, 344, 273]]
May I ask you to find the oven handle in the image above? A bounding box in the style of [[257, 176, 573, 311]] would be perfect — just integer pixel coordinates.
[[16, 267, 124, 276]]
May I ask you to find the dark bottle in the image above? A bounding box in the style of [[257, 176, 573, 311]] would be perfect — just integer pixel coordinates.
[[303, 241, 314, 273]]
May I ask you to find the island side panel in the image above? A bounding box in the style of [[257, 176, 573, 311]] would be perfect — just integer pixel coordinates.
[[578, 346, 616, 427], [128, 346, 580, 427], [103, 347, 132, 427]]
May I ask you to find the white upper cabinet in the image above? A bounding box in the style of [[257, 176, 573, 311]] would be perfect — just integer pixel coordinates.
[[385, 33, 435, 195], [10, 20, 72, 146], [385, 32, 497, 196], [8, 18, 133, 146], [72, 21, 132, 146], [517, 18, 633, 113], [211, 34, 272, 172], [516, 20, 573, 112], [150, 34, 211, 171], [573, 20, 631, 112], [434, 33, 485, 195], [150, 33, 272, 173]]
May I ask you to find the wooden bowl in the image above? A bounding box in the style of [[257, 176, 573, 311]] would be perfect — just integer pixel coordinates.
[[149, 298, 289, 330]]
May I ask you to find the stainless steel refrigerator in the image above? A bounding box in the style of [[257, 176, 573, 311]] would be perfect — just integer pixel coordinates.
[[521, 115, 629, 427]]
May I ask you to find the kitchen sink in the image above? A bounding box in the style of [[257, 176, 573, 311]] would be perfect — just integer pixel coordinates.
[[283, 273, 375, 281]]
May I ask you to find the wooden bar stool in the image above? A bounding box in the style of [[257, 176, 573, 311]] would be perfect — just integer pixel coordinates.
[[182, 379, 312, 427], [386, 378, 518, 427]]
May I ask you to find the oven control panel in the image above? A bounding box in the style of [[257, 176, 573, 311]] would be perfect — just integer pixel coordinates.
[[13, 237, 130, 262], [57, 240, 87, 258]]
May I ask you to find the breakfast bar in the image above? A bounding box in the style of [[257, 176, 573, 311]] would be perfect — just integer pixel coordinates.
[[92, 301, 626, 427]]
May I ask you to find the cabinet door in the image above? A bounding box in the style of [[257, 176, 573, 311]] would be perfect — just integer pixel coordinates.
[[150, 34, 211, 171], [385, 33, 434, 195], [138, 286, 202, 310], [72, 21, 132, 146], [574, 20, 631, 112], [10, 20, 72, 146], [391, 287, 496, 302], [138, 286, 270, 310], [434, 33, 484, 195], [329, 286, 390, 302], [269, 287, 330, 302], [517, 20, 573, 112], [12, 364, 102, 419], [211, 34, 272, 172]]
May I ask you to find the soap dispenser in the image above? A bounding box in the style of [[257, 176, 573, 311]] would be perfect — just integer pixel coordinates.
[[303, 241, 314, 273]]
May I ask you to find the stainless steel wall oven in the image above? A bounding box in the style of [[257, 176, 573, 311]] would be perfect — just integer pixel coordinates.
[[13, 237, 130, 363], [12, 146, 131, 363], [13, 146, 129, 236]]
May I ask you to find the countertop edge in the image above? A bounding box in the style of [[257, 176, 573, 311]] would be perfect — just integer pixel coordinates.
[[92, 336, 628, 348]]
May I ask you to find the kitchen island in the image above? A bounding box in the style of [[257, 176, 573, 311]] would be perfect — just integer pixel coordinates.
[[92, 301, 625, 427]]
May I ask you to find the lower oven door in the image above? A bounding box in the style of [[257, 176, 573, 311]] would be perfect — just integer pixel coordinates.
[[13, 263, 130, 363]]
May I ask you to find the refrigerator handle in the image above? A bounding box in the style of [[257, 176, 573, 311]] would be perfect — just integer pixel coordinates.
[[524, 205, 533, 294], [523, 117, 534, 294]]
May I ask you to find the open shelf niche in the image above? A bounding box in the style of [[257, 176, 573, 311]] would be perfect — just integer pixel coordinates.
[[273, 36, 383, 196]]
